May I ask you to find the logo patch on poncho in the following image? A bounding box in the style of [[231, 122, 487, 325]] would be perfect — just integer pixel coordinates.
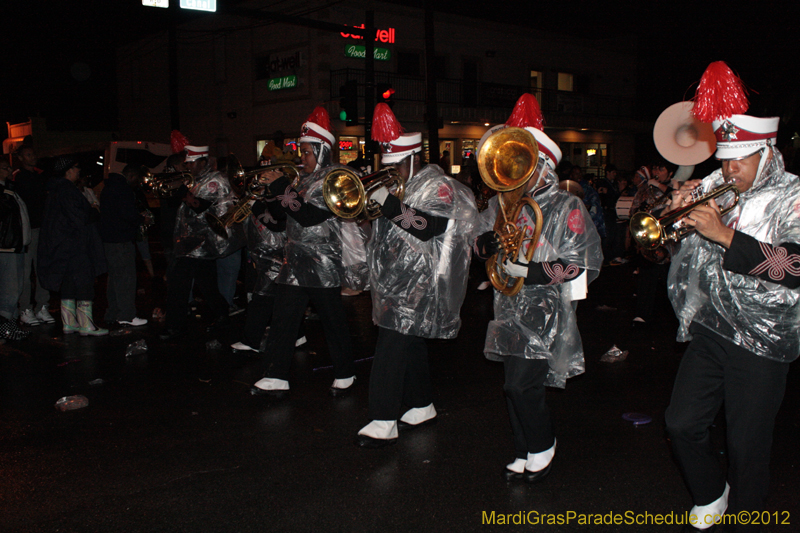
[[207, 181, 218, 194], [567, 209, 585, 234], [438, 184, 453, 203]]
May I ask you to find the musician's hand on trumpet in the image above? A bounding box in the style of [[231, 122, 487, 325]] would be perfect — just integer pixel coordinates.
[[682, 199, 734, 249], [257, 169, 284, 186], [668, 179, 703, 212]]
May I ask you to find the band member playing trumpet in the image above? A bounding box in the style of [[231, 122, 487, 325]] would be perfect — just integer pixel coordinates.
[[663, 62, 800, 531], [474, 94, 602, 482], [159, 145, 239, 340], [250, 106, 369, 397], [354, 103, 477, 448]]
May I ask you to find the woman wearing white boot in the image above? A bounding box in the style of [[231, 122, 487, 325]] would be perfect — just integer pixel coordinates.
[[38, 157, 109, 336]]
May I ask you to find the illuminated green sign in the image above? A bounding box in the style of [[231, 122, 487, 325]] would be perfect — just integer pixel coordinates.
[[344, 45, 391, 61], [268, 75, 298, 91]]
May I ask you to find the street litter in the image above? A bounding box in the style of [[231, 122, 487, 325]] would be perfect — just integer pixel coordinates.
[[110, 329, 132, 336], [622, 412, 652, 426], [89, 379, 104, 386], [206, 339, 222, 350], [125, 339, 148, 357], [55, 395, 89, 411], [600, 345, 628, 363]]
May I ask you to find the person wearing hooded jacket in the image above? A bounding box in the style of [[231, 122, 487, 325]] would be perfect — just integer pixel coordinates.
[[473, 94, 603, 483], [663, 62, 800, 531], [354, 104, 477, 448], [250, 107, 368, 398]]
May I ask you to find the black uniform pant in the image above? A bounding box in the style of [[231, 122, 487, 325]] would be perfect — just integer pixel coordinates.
[[368, 327, 433, 421], [665, 324, 789, 523], [165, 256, 228, 331], [263, 284, 354, 381], [634, 258, 669, 322], [242, 282, 306, 349], [504, 356, 555, 459]]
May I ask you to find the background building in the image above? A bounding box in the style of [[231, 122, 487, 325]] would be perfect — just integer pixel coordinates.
[[117, 1, 648, 176]]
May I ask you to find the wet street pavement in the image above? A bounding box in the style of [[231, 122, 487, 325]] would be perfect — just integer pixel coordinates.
[[3, 253, 800, 532]]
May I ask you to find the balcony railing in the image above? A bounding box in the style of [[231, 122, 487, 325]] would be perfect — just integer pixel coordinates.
[[330, 69, 635, 123]]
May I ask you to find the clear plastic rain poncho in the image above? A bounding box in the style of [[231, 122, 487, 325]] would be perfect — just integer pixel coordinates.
[[369, 164, 477, 339], [173, 166, 245, 259], [667, 148, 800, 362], [244, 206, 285, 296], [479, 167, 603, 388], [276, 164, 369, 289]]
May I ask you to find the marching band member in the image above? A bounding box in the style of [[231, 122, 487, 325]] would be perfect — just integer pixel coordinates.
[[250, 106, 368, 397], [474, 94, 602, 482], [159, 145, 240, 340], [664, 62, 800, 531], [355, 103, 477, 448]]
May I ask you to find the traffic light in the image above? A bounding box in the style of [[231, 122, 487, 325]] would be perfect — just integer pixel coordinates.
[[377, 82, 395, 108], [339, 80, 358, 126]]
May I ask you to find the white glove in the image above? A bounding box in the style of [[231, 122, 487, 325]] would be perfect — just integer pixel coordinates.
[[371, 186, 390, 205], [503, 258, 529, 278]]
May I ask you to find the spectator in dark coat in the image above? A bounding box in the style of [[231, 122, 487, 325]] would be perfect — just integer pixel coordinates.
[[100, 165, 148, 327], [38, 157, 108, 336]]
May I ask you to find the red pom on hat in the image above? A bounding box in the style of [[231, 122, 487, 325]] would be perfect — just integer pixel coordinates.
[[305, 106, 332, 132], [371, 103, 404, 143], [170, 130, 190, 154], [505, 93, 544, 130], [691, 61, 749, 123]]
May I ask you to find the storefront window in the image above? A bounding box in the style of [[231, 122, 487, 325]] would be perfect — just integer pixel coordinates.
[[338, 136, 361, 165], [560, 142, 608, 178]]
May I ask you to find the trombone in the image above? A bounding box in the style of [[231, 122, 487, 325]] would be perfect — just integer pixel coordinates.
[[142, 170, 194, 196], [630, 183, 740, 249]]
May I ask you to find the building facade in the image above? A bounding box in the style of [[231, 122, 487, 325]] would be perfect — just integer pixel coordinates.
[[119, 1, 649, 176]]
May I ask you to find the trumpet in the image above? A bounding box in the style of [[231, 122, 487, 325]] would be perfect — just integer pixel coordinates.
[[142, 170, 194, 196], [630, 183, 740, 249], [477, 126, 543, 296], [234, 164, 302, 186], [322, 167, 404, 221]]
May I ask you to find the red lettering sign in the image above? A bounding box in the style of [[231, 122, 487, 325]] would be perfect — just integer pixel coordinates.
[[339, 140, 355, 150], [340, 25, 395, 43]]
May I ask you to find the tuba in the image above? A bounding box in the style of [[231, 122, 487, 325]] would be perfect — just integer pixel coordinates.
[[322, 167, 404, 221], [630, 183, 739, 249], [477, 127, 544, 296]]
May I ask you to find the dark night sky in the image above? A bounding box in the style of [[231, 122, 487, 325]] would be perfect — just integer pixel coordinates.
[[4, 1, 800, 137]]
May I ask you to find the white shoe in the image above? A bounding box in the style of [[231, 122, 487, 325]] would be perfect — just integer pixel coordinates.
[[252, 377, 289, 391], [400, 403, 437, 426], [295, 336, 307, 347], [690, 483, 729, 530], [331, 376, 355, 390], [35, 305, 56, 324], [357, 420, 398, 440], [477, 281, 491, 291], [506, 457, 526, 474], [231, 341, 259, 352], [526, 439, 556, 472], [118, 317, 148, 327], [20, 309, 42, 326]]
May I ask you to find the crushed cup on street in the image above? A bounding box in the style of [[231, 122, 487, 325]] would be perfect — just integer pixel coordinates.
[[55, 395, 89, 411], [600, 345, 628, 363], [206, 339, 222, 351], [125, 339, 148, 357], [151, 308, 166, 322]]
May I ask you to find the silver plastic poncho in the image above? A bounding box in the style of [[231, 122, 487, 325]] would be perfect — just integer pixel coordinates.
[[244, 205, 285, 296], [667, 148, 800, 362], [369, 164, 477, 339], [276, 164, 369, 289], [480, 170, 603, 388], [173, 167, 244, 259]]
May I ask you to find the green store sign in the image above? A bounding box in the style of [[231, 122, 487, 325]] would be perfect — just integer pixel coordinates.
[[268, 75, 297, 91], [344, 45, 391, 61]]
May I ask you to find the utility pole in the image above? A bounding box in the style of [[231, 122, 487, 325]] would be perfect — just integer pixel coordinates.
[[424, 1, 439, 164], [364, 10, 376, 162]]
